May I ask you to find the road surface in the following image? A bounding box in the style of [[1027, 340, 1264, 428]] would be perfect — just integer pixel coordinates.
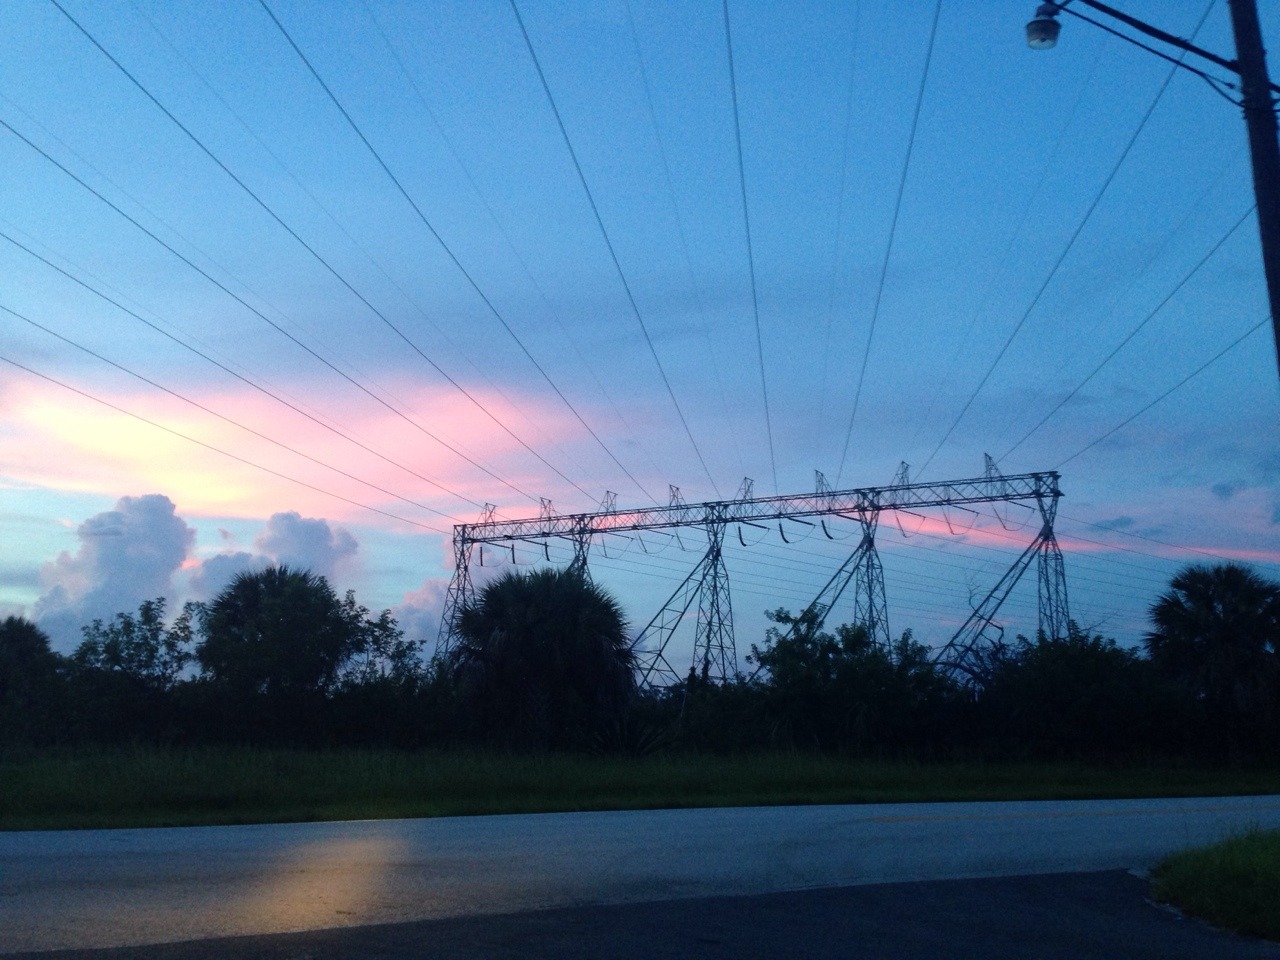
[[3, 795, 1280, 953]]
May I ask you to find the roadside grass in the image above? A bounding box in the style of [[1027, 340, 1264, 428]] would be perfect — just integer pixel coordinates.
[[1152, 829, 1280, 941], [4, 747, 1280, 831]]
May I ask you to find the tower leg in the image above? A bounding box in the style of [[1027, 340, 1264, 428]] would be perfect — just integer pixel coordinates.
[[852, 514, 890, 648], [1036, 493, 1069, 639], [693, 521, 736, 681], [567, 525, 592, 583], [436, 527, 474, 658]]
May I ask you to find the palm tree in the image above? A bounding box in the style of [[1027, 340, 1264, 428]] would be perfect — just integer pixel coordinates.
[[0, 616, 63, 744], [452, 568, 634, 749], [1145, 563, 1280, 740], [197, 566, 361, 698]]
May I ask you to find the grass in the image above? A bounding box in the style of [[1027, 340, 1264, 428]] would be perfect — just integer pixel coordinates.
[[4, 747, 1280, 831], [1152, 830, 1280, 941]]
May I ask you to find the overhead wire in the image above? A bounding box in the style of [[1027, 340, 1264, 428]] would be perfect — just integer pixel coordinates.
[[999, 203, 1255, 464], [919, 0, 1218, 475], [1055, 314, 1272, 468], [1059, 512, 1280, 567], [622, 0, 746, 483], [126, 1, 598, 490], [46, 0, 572, 506], [0, 355, 445, 533], [721, 0, 777, 493], [254, 0, 648, 505], [815, 0, 861, 431], [0, 226, 484, 510], [835, 0, 943, 486], [505, 0, 721, 497], [0, 112, 535, 502], [906, 40, 1104, 454], [359, 0, 667, 502], [4, 301, 460, 525]]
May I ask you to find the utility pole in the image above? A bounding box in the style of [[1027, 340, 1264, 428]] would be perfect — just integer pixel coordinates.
[[1227, 0, 1280, 378]]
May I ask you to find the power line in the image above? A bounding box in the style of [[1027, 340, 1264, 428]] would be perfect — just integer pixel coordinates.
[[836, 0, 943, 486], [361, 0, 666, 503], [125, 1, 598, 494], [905, 40, 1105, 455], [0, 226, 484, 510], [505, 0, 720, 497], [0, 116, 507, 495], [46, 0, 564, 506], [919, 3, 1217, 475], [722, 0, 777, 493], [4, 301, 459, 525], [0, 355, 443, 533], [999, 203, 1255, 464], [622, 0, 746, 483], [1059, 511, 1280, 567], [816, 0, 862, 433], [1056, 314, 1272, 468], [255, 0, 648, 505]]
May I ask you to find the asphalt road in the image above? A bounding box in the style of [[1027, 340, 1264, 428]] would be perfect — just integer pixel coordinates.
[[4, 795, 1280, 955], [9, 871, 1279, 960]]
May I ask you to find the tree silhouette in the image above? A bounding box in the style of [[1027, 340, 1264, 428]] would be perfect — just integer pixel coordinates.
[[452, 568, 634, 750], [74, 598, 195, 692], [0, 616, 63, 745], [1145, 562, 1280, 749], [197, 566, 364, 698]]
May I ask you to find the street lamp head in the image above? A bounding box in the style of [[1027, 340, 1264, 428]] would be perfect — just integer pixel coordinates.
[[1026, 3, 1062, 50]]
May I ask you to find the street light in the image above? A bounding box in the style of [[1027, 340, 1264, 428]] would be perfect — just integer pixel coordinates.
[[1026, 4, 1062, 49], [1026, 0, 1280, 381]]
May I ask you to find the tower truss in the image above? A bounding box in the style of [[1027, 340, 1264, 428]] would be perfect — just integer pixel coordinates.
[[436, 465, 1068, 685]]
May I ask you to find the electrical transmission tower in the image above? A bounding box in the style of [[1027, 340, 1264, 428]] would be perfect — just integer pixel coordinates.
[[930, 458, 1070, 682], [436, 462, 1068, 688]]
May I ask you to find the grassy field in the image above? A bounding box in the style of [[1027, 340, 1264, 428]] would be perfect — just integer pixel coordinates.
[[4, 747, 1280, 830], [1153, 830, 1280, 941]]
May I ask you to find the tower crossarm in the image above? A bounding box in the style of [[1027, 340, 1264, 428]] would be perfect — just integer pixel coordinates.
[[454, 472, 1062, 544]]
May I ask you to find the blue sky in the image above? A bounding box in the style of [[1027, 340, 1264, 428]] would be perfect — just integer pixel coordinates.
[[1, 0, 1278, 663]]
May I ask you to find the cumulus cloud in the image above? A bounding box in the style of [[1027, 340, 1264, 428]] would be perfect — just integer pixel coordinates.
[[187, 512, 360, 600], [396, 562, 505, 656], [394, 579, 449, 651], [33, 494, 195, 651], [254, 512, 357, 581], [187, 551, 261, 601]]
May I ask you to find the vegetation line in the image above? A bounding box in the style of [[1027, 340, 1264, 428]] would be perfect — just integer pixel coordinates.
[[6, 748, 1280, 832], [2, 561, 1277, 798]]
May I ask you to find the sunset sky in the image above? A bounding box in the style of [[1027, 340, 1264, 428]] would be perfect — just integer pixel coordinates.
[[2, 0, 1278, 665]]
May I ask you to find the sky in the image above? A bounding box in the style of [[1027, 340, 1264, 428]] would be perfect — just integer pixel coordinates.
[[1, 0, 1278, 666]]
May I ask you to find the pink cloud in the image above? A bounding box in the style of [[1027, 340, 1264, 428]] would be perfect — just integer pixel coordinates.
[[0, 374, 593, 529]]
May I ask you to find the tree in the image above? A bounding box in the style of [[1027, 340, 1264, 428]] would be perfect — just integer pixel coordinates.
[[0, 616, 64, 745], [451, 568, 635, 750], [745, 609, 956, 754], [73, 598, 196, 692], [334, 594, 422, 688], [197, 566, 367, 698], [1145, 562, 1280, 749], [978, 624, 1164, 760]]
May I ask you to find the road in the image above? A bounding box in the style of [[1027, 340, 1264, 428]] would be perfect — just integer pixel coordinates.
[[3, 795, 1280, 954]]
